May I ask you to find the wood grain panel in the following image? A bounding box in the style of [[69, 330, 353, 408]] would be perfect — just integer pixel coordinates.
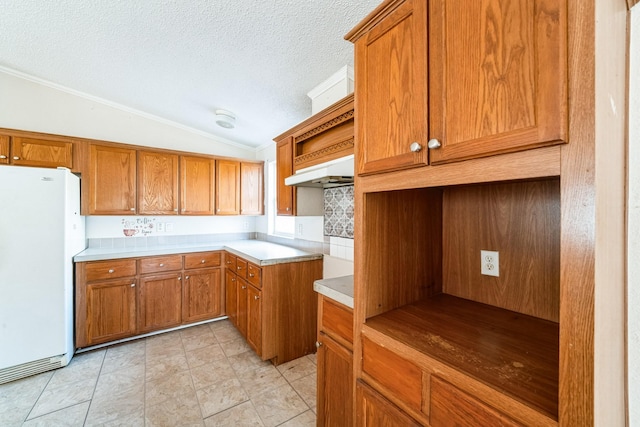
[[442, 179, 560, 321], [89, 144, 137, 215], [0, 135, 9, 164], [236, 278, 248, 337], [85, 279, 137, 345], [429, 0, 568, 163], [137, 150, 179, 215], [246, 263, 261, 288], [246, 284, 262, 354], [356, 381, 421, 427], [180, 155, 215, 215], [430, 376, 523, 427], [184, 251, 221, 270], [183, 268, 221, 322], [11, 136, 73, 168], [225, 269, 238, 325], [276, 138, 296, 215], [215, 159, 241, 215], [362, 188, 443, 318], [138, 273, 182, 333], [320, 297, 353, 347], [85, 259, 137, 281], [139, 255, 182, 274], [317, 332, 354, 427], [240, 162, 264, 215]]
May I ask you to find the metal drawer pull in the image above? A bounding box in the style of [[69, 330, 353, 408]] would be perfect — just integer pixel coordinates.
[[254, 295, 259, 300], [201, 259, 206, 263], [13, 156, 20, 160], [0, 155, 6, 159], [159, 263, 164, 267], [108, 269, 115, 273], [315, 341, 322, 348], [241, 285, 246, 289], [427, 138, 442, 149], [237, 266, 242, 270], [409, 142, 422, 152], [185, 275, 189, 279], [249, 273, 255, 277], [130, 283, 135, 287]]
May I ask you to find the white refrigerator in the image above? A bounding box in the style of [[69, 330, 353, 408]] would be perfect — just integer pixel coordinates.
[[0, 166, 85, 384]]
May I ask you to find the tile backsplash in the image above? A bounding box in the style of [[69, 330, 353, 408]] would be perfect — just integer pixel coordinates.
[[324, 185, 354, 239]]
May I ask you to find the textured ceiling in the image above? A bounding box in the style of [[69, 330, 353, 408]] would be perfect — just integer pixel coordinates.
[[0, 0, 381, 149]]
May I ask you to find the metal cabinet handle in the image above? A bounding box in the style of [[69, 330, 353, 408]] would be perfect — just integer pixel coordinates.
[[249, 273, 254, 277], [173, 208, 178, 212], [0, 155, 6, 159], [130, 208, 136, 211], [237, 266, 242, 270], [177, 276, 181, 281], [427, 138, 442, 149], [159, 263, 164, 267], [241, 285, 246, 289], [315, 341, 322, 348], [409, 142, 422, 152], [108, 269, 115, 273], [185, 275, 189, 279], [231, 277, 236, 282], [286, 207, 290, 211], [130, 283, 135, 287], [254, 295, 259, 300], [201, 259, 206, 264], [12, 156, 20, 160]]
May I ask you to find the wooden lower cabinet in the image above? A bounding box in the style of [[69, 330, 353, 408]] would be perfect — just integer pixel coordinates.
[[356, 381, 421, 427], [138, 272, 182, 333], [223, 251, 322, 364], [75, 251, 225, 348], [317, 295, 354, 427], [84, 279, 137, 347]]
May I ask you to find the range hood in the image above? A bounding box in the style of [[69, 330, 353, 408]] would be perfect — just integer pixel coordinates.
[[285, 155, 354, 188]]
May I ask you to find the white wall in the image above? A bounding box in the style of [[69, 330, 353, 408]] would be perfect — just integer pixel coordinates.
[[628, 6, 640, 425], [0, 69, 254, 158]]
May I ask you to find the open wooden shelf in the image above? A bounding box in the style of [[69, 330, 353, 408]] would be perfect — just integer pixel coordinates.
[[365, 293, 559, 420]]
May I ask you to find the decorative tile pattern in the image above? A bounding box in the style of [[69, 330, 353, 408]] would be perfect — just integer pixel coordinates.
[[324, 185, 354, 239]]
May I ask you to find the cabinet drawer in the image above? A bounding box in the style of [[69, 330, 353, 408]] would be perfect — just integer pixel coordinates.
[[430, 376, 523, 427], [236, 257, 248, 279], [247, 263, 261, 288], [85, 259, 137, 281], [362, 336, 423, 414], [139, 255, 182, 274], [321, 297, 353, 346], [224, 252, 237, 271], [184, 251, 221, 270]]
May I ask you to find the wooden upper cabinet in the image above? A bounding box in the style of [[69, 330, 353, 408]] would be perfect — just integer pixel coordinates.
[[8, 136, 74, 169], [138, 150, 179, 215], [88, 144, 137, 215], [215, 159, 241, 215], [240, 162, 264, 215], [428, 0, 568, 164], [0, 135, 8, 164], [180, 155, 215, 215], [276, 138, 296, 215], [347, 0, 429, 176]]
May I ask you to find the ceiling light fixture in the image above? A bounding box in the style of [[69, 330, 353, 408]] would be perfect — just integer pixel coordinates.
[[215, 109, 236, 129]]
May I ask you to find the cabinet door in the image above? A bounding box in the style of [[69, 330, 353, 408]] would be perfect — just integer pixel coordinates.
[[0, 135, 8, 164], [10, 136, 74, 169], [138, 273, 182, 333], [180, 155, 215, 215], [240, 162, 264, 215], [225, 269, 238, 326], [85, 279, 137, 346], [356, 381, 421, 427], [246, 284, 262, 355], [182, 268, 222, 323], [89, 144, 137, 215], [215, 159, 241, 215], [317, 332, 353, 427], [428, 0, 567, 163], [276, 138, 296, 215], [236, 278, 248, 337], [352, 0, 428, 175], [138, 150, 179, 215]]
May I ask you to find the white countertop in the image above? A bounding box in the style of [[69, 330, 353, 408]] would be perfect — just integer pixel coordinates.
[[314, 275, 354, 308], [74, 239, 323, 266]]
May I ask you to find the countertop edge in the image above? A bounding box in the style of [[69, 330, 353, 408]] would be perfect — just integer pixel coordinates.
[[314, 275, 354, 309]]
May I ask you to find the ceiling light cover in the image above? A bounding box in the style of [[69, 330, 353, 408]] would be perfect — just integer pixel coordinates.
[[215, 109, 236, 129]]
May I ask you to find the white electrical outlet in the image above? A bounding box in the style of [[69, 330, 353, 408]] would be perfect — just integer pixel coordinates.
[[165, 223, 174, 232], [481, 250, 499, 277], [157, 222, 165, 232], [298, 224, 304, 236]]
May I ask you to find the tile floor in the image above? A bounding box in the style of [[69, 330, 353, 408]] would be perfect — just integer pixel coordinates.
[[0, 320, 317, 426]]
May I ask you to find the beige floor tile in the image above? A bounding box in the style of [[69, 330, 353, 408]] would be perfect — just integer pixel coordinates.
[[146, 390, 204, 427], [278, 409, 316, 427], [211, 324, 244, 344], [48, 350, 105, 386], [305, 353, 317, 365], [101, 340, 146, 374], [182, 331, 219, 352], [227, 350, 272, 375], [251, 383, 309, 427], [85, 391, 144, 426], [186, 343, 227, 368], [276, 357, 316, 383], [21, 401, 90, 427], [145, 351, 189, 382], [190, 358, 237, 390], [196, 378, 249, 418], [237, 365, 288, 398], [93, 364, 145, 400], [290, 373, 317, 411], [219, 337, 252, 358], [0, 371, 53, 427], [203, 401, 264, 427], [181, 323, 217, 339], [146, 330, 184, 353], [146, 370, 194, 407], [27, 375, 97, 419]]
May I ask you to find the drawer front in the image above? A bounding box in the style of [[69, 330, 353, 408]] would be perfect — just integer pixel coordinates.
[[139, 255, 183, 274], [85, 259, 137, 281], [236, 257, 248, 279], [184, 251, 222, 270], [224, 252, 237, 271], [362, 336, 423, 414], [430, 376, 523, 427], [321, 297, 353, 346], [246, 263, 262, 288]]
